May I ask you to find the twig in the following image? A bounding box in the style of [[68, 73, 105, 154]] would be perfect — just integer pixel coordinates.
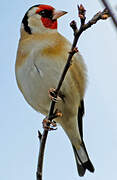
[[36, 130, 48, 180], [101, 0, 117, 28], [36, 5, 110, 180]]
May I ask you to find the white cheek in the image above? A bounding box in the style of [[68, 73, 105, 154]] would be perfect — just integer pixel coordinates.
[[28, 7, 38, 16], [28, 15, 47, 33]]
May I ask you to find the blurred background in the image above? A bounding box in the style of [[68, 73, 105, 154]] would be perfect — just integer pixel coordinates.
[[0, 0, 117, 179]]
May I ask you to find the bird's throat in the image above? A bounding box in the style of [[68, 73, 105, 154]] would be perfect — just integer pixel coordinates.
[[41, 17, 57, 29]]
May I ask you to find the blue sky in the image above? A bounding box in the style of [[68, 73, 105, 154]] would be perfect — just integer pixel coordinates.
[[0, 0, 117, 180]]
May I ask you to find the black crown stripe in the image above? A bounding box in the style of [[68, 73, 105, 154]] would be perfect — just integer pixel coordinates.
[[22, 5, 40, 34]]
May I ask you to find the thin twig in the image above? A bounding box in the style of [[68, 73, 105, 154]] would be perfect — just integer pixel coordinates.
[[36, 5, 110, 180], [36, 130, 48, 180], [101, 0, 117, 28]]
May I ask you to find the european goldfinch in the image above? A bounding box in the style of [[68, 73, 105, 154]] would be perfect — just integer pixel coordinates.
[[15, 4, 94, 176]]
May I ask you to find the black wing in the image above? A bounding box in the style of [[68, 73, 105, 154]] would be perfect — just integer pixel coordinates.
[[77, 99, 85, 139], [74, 99, 94, 176]]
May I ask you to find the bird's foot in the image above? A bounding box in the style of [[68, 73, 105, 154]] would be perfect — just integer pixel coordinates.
[[42, 109, 62, 131], [48, 88, 62, 102], [53, 109, 63, 118], [42, 118, 57, 131]]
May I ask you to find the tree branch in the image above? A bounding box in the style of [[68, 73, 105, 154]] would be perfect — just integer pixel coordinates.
[[101, 0, 117, 29], [36, 5, 110, 180], [36, 130, 48, 180]]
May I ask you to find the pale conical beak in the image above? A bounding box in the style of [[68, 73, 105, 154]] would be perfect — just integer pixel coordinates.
[[52, 10, 68, 20]]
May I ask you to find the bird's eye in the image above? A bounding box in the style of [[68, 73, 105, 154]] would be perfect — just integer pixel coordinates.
[[38, 10, 53, 19], [39, 10, 46, 15]]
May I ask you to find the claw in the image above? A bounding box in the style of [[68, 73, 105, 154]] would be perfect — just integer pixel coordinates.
[[42, 118, 57, 131], [54, 109, 63, 118], [42, 110, 62, 131], [48, 88, 62, 102]]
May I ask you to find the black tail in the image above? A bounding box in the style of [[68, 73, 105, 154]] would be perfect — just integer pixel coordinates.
[[72, 142, 94, 176]]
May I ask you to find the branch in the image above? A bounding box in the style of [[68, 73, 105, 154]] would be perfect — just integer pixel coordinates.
[[101, 0, 117, 29], [36, 5, 110, 180], [36, 130, 48, 180]]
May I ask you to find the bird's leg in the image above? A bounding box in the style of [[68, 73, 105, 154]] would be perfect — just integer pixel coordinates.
[[53, 109, 63, 119], [42, 109, 62, 131], [48, 88, 65, 102]]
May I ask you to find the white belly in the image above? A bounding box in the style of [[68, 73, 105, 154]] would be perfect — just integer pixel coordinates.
[[16, 54, 73, 115]]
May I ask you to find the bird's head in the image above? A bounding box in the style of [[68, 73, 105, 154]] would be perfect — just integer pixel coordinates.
[[21, 4, 67, 34]]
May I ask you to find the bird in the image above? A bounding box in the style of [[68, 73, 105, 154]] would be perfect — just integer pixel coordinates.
[[15, 4, 95, 176]]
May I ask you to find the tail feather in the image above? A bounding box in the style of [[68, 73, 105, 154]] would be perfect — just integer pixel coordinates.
[[77, 162, 86, 177], [73, 148, 86, 176], [72, 143, 94, 176]]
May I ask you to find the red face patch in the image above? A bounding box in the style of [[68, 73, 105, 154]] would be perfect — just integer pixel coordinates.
[[36, 5, 57, 30], [41, 17, 57, 29]]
